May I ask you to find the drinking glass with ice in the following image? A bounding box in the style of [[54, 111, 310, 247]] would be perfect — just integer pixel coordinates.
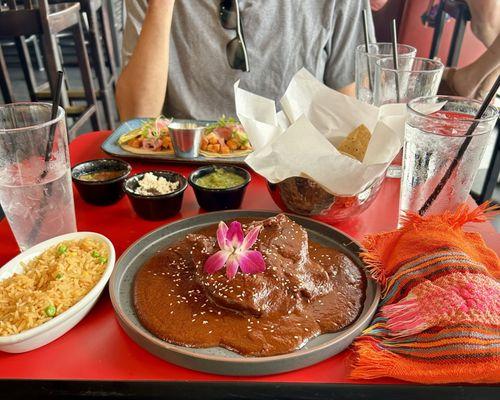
[[0, 103, 76, 251]]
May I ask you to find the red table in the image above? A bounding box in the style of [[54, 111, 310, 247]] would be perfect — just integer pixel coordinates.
[[0, 132, 498, 399]]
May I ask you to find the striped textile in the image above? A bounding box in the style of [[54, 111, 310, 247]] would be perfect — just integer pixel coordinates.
[[350, 204, 500, 384]]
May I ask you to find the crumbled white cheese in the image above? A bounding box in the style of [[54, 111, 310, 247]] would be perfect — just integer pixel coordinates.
[[134, 172, 179, 195]]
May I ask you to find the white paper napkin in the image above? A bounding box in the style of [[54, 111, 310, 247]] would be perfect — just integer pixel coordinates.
[[235, 68, 407, 196]]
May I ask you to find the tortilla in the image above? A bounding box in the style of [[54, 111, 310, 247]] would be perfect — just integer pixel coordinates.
[[337, 124, 371, 162], [120, 144, 174, 156], [117, 128, 142, 145], [199, 148, 253, 158]]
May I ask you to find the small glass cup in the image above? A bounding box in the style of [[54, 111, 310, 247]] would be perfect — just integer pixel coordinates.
[[374, 56, 444, 178], [0, 103, 77, 251], [374, 57, 444, 106], [399, 95, 498, 224], [355, 43, 417, 105]]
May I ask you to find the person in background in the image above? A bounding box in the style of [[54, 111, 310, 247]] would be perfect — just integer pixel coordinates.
[[115, 0, 376, 121], [369, 0, 499, 100], [369, 0, 388, 12], [441, 0, 500, 100]]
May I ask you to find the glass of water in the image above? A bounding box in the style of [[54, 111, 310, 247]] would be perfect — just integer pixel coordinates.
[[374, 56, 444, 178], [355, 43, 417, 105], [0, 103, 77, 251], [400, 95, 498, 223]]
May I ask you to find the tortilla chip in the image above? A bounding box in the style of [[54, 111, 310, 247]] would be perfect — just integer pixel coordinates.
[[199, 149, 253, 159], [337, 124, 371, 162]]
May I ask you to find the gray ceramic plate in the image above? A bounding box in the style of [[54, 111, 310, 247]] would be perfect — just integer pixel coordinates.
[[109, 211, 380, 376], [101, 118, 248, 165]]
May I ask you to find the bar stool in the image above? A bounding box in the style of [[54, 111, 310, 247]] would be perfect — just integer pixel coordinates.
[[0, 0, 101, 138], [50, 0, 118, 130], [473, 119, 500, 203], [0, 46, 14, 103], [427, 0, 471, 67]]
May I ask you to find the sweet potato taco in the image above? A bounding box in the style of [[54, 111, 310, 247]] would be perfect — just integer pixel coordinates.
[[200, 116, 252, 158]]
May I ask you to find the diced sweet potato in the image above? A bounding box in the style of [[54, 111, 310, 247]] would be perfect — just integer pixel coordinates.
[[226, 139, 239, 150], [162, 136, 172, 149], [208, 133, 219, 144], [207, 144, 221, 153], [130, 139, 141, 148], [220, 145, 230, 154]]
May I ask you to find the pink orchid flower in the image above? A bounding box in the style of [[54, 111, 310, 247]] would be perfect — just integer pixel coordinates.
[[204, 221, 266, 279]]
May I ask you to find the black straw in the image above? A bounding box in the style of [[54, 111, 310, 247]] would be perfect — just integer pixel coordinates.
[[418, 74, 500, 216], [390, 19, 400, 103], [40, 70, 64, 180], [362, 9, 373, 92], [28, 71, 64, 244]]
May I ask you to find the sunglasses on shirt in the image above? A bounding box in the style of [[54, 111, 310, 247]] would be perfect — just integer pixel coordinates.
[[219, 0, 250, 72]]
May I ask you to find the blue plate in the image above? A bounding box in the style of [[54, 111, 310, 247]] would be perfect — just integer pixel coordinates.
[[101, 118, 248, 165]]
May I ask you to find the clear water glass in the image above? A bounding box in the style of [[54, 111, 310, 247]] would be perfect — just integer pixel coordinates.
[[399, 96, 498, 224], [374, 57, 444, 106], [374, 56, 444, 178], [355, 43, 417, 105], [0, 103, 77, 251]]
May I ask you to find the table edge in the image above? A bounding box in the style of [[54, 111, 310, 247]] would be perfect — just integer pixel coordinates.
[[0, 379, 498, 400]]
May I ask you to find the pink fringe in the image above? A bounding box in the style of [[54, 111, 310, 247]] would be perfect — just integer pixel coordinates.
[[382, 298, 429, 336]]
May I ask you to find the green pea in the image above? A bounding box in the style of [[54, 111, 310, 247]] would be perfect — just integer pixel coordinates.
[[91, 250, 100, 258], [57, 245, 68, 255], [45, 305, 56, 317], [55, 273, 63, 280], [98, 256, 107, 264]]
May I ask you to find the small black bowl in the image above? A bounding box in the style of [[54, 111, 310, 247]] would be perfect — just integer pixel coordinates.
[[188, 165, 251, 211], [123, 170, 187, 220], [72, 158, 132, 206]]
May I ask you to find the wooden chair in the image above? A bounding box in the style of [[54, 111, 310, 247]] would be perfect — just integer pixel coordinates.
[[0, 0, 101, 138], [1, 35, 45, 72], [108, 0, 124, 69], [49, 0, 118, 130]]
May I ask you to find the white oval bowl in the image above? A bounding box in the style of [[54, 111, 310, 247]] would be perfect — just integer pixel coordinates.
[[0, 232, 115, 353]]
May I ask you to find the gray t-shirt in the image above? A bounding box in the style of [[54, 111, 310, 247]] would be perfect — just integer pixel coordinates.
[[123, 0, 375, 120]]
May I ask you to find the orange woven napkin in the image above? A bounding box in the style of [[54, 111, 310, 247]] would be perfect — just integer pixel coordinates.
[[350, 203, 500, 384]]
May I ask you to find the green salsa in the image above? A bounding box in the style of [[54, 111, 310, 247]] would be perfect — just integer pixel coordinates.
[[195, 169, 245, 189]]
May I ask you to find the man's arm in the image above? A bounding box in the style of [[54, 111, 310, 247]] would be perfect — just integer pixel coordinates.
[[465, 0, 500, 47], [115, 0, 175, 120], [337, 83, 356, 97], [451, 33, 500, 98]]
